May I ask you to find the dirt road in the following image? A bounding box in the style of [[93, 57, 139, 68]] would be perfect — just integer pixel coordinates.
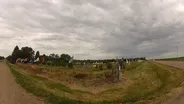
[[156, 61, 184, 104], [0, 61, 43, 104], [156, 61, 184, 69]]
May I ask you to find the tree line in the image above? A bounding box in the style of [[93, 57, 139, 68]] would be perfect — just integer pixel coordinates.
[[6, 46, 73, 68], [0, 56, 5, 60], [74, 57, 146, 64], [6, 45, 146, 69]]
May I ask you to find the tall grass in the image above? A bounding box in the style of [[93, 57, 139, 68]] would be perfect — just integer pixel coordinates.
[[7, 61, 184, 104], [8, 63, 111, 104]]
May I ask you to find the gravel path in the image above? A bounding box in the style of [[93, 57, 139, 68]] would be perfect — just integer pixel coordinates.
[[0, 61, 44, 104]]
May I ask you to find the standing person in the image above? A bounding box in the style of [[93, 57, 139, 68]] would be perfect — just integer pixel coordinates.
[[122, 58, 125, 69], [118, 58, 123, 81], [42, 55, 45, 64], [116, 58, 120, 81], [128, 58, 131, 65], [119, 59, 122, 70], [119, 58, 125, 70], [116, 57, 119, 73]]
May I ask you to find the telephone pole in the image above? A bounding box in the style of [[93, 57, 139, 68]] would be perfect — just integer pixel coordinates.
[[177, 41, 180, 59], [177, 46, 178, 59]]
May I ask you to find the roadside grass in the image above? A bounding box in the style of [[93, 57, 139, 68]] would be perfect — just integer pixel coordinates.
[[99, 62, 162, 103], [7, 61, 184, 104], [7, 62, 111, 104], [120, 62, 166, 103], [125, 62, 143, 71], [100, 61, 184, 104], [127, 62, 184, 103]]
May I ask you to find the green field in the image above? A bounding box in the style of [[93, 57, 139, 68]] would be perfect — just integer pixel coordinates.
[[7, 61, 184, 104], [158, 57, 184, 61]]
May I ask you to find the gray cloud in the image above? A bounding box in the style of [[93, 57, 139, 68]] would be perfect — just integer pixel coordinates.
[[0, 0, 184, 59]]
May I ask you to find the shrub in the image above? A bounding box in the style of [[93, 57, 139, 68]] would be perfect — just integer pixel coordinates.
[[74, 73, 88, 79], [98, 64, 103, 70], [68, 63, 73, 69], [106, 63, 113, 69]]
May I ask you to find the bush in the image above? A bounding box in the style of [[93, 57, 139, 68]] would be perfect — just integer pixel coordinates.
[[68, 63, 73, 68], [74, 73, 88, 79], [98, 64, 103, 70], [106, 63, 113, 69], [0, 56, 5, 60]]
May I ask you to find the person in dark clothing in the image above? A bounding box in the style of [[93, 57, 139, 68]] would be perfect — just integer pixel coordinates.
[[119, 58, 125, 70]]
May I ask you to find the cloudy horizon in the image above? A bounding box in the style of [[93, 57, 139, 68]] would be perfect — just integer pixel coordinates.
[[0, 0, 184, 59]]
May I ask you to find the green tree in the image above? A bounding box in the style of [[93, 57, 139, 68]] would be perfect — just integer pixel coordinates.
[[11, 45, 20, 63], [49, 53, 56, 58], [19, 47, 34, 59], [106, 62, 113, 69], [60, 54, 71, 61], [35, 51, 40, 59], [12, 46, 20, 56], [6, 55, 12, 61], [98, 64, 103, 70], [60, 54, 71, 67], [0, 56, 5, 60]]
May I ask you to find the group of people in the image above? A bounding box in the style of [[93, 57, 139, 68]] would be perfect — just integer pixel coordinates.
[[114, 58, 127, 81], [117, 58, 125, 70]]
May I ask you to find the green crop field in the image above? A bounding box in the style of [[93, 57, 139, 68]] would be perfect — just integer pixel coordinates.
[[158, 57, 184, 61]]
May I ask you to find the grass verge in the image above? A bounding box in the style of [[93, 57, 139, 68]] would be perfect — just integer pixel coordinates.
[[7, 62, 111, 104], [7, 61, 184, 104]]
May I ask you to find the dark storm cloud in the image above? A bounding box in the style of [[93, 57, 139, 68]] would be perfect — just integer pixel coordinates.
[[0, 0, 184, 59]]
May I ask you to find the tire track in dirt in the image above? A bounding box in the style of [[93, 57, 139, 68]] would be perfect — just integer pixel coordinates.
[[0, 61, 44, 104], [156, 61, 184, 104]]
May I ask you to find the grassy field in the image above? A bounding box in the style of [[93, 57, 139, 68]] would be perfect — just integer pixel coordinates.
[[158, 57, 184, 61], [7, 61, 184, 104]]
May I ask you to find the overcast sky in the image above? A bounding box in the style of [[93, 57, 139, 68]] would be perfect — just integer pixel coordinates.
[[0, 0, 184, 59]]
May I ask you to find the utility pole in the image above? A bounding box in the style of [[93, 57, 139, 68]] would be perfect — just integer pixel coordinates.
[[177, 46, 179, 59], [177, 41, 180, 59]]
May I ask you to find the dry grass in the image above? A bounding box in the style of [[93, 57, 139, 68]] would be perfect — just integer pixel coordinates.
[[8, 61, 184, 104]]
